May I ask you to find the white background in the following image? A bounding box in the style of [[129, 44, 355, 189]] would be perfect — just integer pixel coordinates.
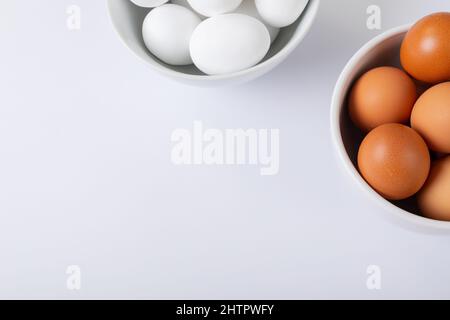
[[0, 0, 449, 299]]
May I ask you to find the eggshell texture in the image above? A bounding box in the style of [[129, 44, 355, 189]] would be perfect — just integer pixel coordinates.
[[255, 0, 308, 28], [418, 156, 450, 221], [190, 14, 270, 75], [358, 124, 430, 201], [400, 12, 450, 84], [187, 0, 243, 17], [142, 4, 201, 66], [131, 0, 169, 7], [170, 0, 206, 19], [234, 0, 279, 43], [349, 67, 417, 132], [411, 82, 450, 153]]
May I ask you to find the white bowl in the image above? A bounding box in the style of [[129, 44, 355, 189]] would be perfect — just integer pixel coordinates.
[[107, 0, 320, 86], [330, 25, 450, 234]]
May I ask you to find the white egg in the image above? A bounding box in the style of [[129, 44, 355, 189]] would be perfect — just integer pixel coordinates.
[[234, 0, 279, 43], [190, 14, 270, 75], [142, 4, 201, 65], [170, 0, 206, 19], [255, 0, 308, 28], [130, 0, 169, 8], [187, 0, 243, 17]]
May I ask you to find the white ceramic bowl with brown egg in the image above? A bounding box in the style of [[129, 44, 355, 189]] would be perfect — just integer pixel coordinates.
[[330, 24, 450, 234]]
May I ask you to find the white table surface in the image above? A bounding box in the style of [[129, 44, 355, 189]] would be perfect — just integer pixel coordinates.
[[0, 0, 449, 299]]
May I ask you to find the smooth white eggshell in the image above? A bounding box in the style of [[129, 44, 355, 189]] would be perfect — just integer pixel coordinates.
[[234, 0, 279, 43], [255, 0, 309, 28], [187, 0, 243, 17], [130, 0, 169, 8], [190, 14, 270, 75], [170, 0, 207, 19], [142, 4, 201, 65]]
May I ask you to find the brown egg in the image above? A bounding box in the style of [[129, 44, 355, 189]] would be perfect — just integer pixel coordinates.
[[418, 156, 450, 221], [400, 12, 450, 84], [358, 124, 430, 200], [411, 82, 450, 153], [349, 67, 417, 132]]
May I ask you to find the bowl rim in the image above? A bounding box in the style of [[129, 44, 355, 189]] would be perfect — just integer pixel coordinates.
[[106, 0, 321, 81], [330, 24, 450, 232]]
